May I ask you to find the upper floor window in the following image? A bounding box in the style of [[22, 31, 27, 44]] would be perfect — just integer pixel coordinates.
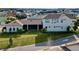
[[61, 19, 66, 23], [52, 19, 59, 23], [61, 20, 63, 23], [45, 20, 50, 23]]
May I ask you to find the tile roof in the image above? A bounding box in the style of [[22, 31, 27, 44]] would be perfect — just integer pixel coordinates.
[[44, 13, 75, 19], [44, 13, 61, 19], [0, 18, 42, 27], [19, 18, 42, 25]]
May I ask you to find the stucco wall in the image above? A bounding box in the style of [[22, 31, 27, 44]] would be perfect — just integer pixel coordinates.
[[42, 14, 75, 32], [4, 26, 23, 32]]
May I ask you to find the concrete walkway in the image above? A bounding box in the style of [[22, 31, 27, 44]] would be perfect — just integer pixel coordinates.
[[5, 44, 48, 51]]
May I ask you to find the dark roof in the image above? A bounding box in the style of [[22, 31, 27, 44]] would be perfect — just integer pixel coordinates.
[[44, 13, 75, 19]]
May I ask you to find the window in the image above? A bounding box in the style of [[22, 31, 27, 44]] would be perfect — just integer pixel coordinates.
[[52, 19, 58, 23], [2, 27, 6, 32], [17, 28, 19, 31], [54, 26, 63, 28], [57, 20, 59, 23], [45, 20, 50, 23], [49, 26, 50, 28], [61, 19, 66, 23], [61, 27, 63, 29], [45, 26, 47, 29], [54, 26, 55, 28], [61, 20, 63, 23], [9, 28, 12, 32], [13, 28, 15, 31]]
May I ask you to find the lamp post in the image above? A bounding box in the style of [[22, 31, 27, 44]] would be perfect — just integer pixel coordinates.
[[47, 36, 51, 50]]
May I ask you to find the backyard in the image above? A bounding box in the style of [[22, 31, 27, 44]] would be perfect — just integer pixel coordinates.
[[0, 31, 76, 49]]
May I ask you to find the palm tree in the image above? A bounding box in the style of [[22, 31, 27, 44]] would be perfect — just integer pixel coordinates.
[[6, 16, 16, 23]]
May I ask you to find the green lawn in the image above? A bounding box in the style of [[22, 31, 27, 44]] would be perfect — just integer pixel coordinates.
[[0, 31, 75, 49]]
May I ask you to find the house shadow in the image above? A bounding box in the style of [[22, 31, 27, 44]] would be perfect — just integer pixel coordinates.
[[35, 36, 52, 47], [0, 32, 21, 38]]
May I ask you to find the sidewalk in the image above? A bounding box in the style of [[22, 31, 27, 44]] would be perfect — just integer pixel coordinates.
[[40, 46, 64, 51]]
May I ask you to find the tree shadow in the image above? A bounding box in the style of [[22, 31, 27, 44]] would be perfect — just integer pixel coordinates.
[[3, 38, 13, 51]]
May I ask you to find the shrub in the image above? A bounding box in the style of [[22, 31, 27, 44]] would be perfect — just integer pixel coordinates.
[[67, 26, 71, 32], [73, 25, 77, 31], [41, 28, 47, 33], [17, 29, 24, 33]]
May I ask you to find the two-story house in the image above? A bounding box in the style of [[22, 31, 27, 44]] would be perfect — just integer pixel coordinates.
[[42, 13, 76, 32]]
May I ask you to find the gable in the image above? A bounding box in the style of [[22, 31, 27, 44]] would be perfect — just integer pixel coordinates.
[[59, 14, 70, 20], [44, 13, 61, 19]]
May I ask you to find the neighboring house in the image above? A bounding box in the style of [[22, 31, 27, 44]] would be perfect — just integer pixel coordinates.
[[1, 18, 42, 32], [42, 13, 76, 32], [2, 21, 23, 32], [0, 15, 44, 32]]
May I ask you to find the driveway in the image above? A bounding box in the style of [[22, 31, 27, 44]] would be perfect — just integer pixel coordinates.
[[51, 35, 76, 46]]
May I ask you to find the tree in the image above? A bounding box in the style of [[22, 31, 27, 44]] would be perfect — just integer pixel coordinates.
[[73, 21, 78, 31], [73, 17, 79, 31], [41, 28, 47, 33], [16, 13, 27, 19], [7, 16, 16, 21], [6, 16, 16, 23]]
